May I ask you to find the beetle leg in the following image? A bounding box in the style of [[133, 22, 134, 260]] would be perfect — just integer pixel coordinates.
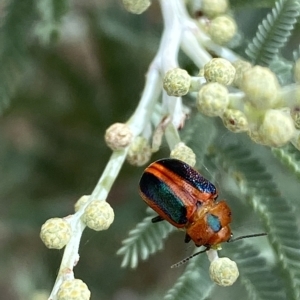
[[151, 215, 164, 223], [184, 233, 191, 243]]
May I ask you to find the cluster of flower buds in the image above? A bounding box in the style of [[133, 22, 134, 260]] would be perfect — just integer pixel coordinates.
[[40, 196, 115, 299], [162, 56, 300, 148], [198, 0, 237, 46], [104, 122, 152, 166]]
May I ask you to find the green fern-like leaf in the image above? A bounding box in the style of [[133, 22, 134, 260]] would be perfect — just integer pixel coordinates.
[[224, 241, 286, 299], [272, 145, 300, 179], [117, 210, 174, 268], [269, 56, 294, 84], [182, 113, 217, 163], [293, 44, 300, 61], [164, 254, 213, 300], [164, 240, 284, 300], [209, 144, 300, 299], [245, 0, 300, 65]]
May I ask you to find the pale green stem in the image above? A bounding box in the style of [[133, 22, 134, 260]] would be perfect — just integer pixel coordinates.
[[204, 40, 240, 62], [206, 248, 219, 262], [49, 34, 163, 300], [165, 123, 182, 150], [228, 91, 245, 111], [159, 0, 181, 71], [190, 76, 206, 92], [181, 29, 212, 67]]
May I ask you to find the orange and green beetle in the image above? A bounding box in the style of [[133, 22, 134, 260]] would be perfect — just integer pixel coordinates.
[[139, 158, 232, 248]]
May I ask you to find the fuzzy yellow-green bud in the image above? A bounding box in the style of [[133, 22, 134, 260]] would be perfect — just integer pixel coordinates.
[[232, 60, 252, 88], [57, 279, 91, 300], [127, 136, 152, 166], [243, 102, 265, 127], [204, 58, 235, 85], [82, 201, 114, 231], [74, 195, 89, 212], [209, 257, 239, 286], [197, 82, 229, 116], [40, 218, 72, 249], [290, 106, 300, 129], [208, 15, 237, 45], [259, 109, 296, 147], [222, 109, 249, 132], [248, 130, 267, 145], [294, 58, 300, 83], [241, 66, 280, 109], [202, 0, 228, 18], [122, 0, 151, 14], [198, 68, 204, 77], [105, 123, 133, 151], [163, 68, 191, 97], [170, 142, 196, 167]]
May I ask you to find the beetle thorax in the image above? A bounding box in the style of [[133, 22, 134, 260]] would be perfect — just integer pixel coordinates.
[[185, 200, 232, 247]]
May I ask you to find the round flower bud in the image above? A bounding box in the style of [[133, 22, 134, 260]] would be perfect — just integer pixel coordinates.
[[241, 66, 280, 109], [74, 195, 90, 212], [222, 109, 249, 132], [163, 68, 191, 97], [122, 0, 151, 14], [127, 136, 152, 166], [259, 109, 296, 147], [197, 82, 229, 116], [290, 106, 300, 129], [247, 129, 267, 145], [202, 0, 228, 18], [170, 142, 196, 167], [57, 279, 91, 300], [105, 123, 133, 151], [232, 60, 252, 88], [294, 58, 300, 83], [209, 257, 239, 286], [204, 58, 235, 85], [40, 218, 72, 249], [82, 201, 114, 231], [208, 15, 237, 45]]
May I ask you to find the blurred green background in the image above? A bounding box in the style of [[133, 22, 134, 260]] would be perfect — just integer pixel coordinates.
[[0, 1, 173, 299]]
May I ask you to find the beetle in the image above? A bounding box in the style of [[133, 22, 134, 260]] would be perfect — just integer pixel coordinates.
[[139, 158, 232, 248]]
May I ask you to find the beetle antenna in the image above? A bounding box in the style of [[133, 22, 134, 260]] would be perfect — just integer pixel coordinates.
[[171, 247, 209, 268], [171, 233, 267, 268], [228, 232, 267, 243]]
